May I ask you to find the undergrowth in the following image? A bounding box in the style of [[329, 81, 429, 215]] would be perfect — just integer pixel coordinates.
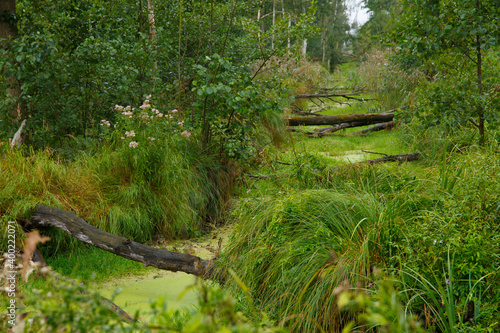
[[0, 139, 228, 253], [223, 120, 500, 331], [224, 151, 500, 330]]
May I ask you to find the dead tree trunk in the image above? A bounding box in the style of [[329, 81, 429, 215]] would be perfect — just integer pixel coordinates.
[[305, 120, 385, 136], [357, 152, 421, 165], [288, 112, 395, 127], [21, 205, 218, 280], [1, 0, 21, 118], [350, 121, 395, 135]]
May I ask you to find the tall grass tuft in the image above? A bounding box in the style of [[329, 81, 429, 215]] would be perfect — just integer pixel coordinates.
[[397, 249, 496, 332], [0, 138, 231, 251], [221, 189, 387, 332]]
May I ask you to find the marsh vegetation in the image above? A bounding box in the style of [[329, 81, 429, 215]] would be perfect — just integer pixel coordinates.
[[1, 0, 499, 332]]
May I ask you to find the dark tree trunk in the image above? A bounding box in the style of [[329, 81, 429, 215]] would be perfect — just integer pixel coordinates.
[[288, 112, 395, 127], [1, 0, 20, 118], [357, 152, 421, 165], [0, 0, 16, 40], [20, 205, 220, 280], [350, 121, 395, 135], [305, 120, 386, 137]]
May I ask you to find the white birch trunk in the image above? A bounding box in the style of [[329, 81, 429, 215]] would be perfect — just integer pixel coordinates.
[[272, 0, 276, 49]]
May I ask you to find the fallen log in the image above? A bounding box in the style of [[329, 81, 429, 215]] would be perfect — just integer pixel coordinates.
[[293, 92, 376, 104], [350, 121, 395, 135], [306, 121, 383, 137], [288, 112, 394, 127], [290, 105, 327, 116], [294, 92, 364, 99], [21, 205, 217, 280], [357, 152, 421, 165], [288, 105, 409, 127]]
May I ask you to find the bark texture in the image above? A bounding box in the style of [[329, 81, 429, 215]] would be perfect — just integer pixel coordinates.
[[350, 121, 395, 135], [288, 112, 395, 126], [357, 152, 421, 165], [23, 205, 215, 279], [1, 0, 20, 118]]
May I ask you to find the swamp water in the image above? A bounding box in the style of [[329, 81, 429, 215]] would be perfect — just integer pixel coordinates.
[[98, 270, 199, 318], [96, 224, 233, 319]]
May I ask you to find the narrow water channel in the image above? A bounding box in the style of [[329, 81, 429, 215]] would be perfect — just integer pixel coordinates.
[[96, 224, 233, 319], [98, 270, 199, 319]]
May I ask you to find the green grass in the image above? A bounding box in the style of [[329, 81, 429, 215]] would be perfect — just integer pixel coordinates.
[[26, 246, 152, 290], [0, 137, 230, 252], [222, 190, 385, 332], [226, 145, 500, 330], [239, 122, 411, 199]]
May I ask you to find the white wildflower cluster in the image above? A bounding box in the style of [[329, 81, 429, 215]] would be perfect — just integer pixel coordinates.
[[139, 95, 152, 110], [112, 95, 192, 148], [100, 119, 111, 127], [115, 104, 134, 118]]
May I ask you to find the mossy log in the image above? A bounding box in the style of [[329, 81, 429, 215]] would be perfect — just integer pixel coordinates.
[[358, 152, 421, 165], [288, 106, 408, 127], [350, 121, 395, 135], [306, 121, 384, 137], [288, 112, 395, 126], [22, 205, 217, 279], [293, 92, 364, 99]]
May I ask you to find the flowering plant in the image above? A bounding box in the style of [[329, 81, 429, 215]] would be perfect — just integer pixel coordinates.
[[99, 95, 191, 148], [98, 95, 193, 184]]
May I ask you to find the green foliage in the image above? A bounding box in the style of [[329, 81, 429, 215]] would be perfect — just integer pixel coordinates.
[[406, 51, 500, 139], [191, 54, 289, 162], [0, 0, 157, 149], [221, 190, 385, 331], [338, 273, 425, 333], [335, 49, 423, 109], [35, 246, 150, 285], [395, 0, 500, 145], [308, 0, 351, 66], [0, 0, 320, 157], [223, 136, 500, 331], [352, 0, 400, 55], [148, 278, 286, 332], [398, 260, 497, 333], [396, 0, 500, 62], [0, 123, 227, 249]]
